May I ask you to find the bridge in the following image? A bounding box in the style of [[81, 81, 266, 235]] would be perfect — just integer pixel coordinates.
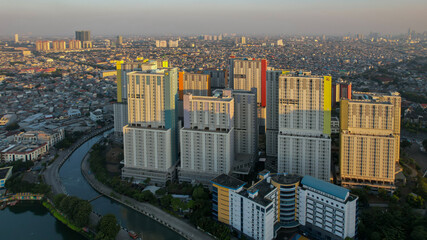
[[88, 194, 103, 202]]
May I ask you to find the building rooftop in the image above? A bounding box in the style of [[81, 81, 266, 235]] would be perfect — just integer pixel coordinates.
[[242, 179, 276, 207], [211, 174, 246, 190], [271, 173, 302, 185], [301, 175, 349, 200]]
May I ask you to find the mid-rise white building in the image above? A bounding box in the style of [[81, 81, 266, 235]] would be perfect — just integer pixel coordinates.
[[297, 176, 358, 240]]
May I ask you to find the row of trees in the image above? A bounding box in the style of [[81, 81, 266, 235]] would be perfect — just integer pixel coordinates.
[[5, 175, 50, 194], [358, 204, 427, 240], [53, 194, 92, 228], [55, 131, 85, 149]]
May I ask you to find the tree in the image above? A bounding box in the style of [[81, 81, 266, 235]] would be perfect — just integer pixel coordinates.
[[96, 214, 120, 240], [160, 194, 172, 208], [192, 186, 208, 200], [410, 226, 427, 240], [5, 122, 20, 131], [53, 194, 67, 207], [401, 140, 412, 149], [72, 200, 92, 227]]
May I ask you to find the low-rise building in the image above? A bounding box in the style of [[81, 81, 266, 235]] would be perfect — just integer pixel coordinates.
[[331, 117, 339, 134], [90, 109, 103, 122]]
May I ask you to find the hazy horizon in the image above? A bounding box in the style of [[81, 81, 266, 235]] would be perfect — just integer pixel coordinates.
[[1, 0, 426, 37]]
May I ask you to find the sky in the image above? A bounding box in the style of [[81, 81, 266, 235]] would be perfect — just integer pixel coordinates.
[[0, 0, 426, 36]]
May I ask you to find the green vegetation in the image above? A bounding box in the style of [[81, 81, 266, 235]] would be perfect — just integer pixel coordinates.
[[88, 143, 234, 239], [402, 121, 427, 133], [5, 122, 20, 131], [96, 214, 120, 240], [55, 131, 85, 149], [5, 174, 51, 194], [401, 92, 427, 104], [358, 205, 427, 240], [53, 194, 92, 228], [0, 159, 34, 172], [43, 201, 84, 232]]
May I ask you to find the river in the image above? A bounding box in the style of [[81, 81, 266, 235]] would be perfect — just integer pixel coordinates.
[[0, 132, 184, 240]]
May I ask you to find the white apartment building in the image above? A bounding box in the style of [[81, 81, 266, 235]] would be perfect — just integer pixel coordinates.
[[122, 68, 178, 185], [277, 76, 332, 181], [179, 94, 234, 184], [297, 176, 358, 240]]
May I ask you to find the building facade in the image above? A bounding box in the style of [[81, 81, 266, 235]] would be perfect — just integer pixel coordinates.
[[297, 176, 358, 240], [204, 69, 228, 89], [211, 172, 358, 240], [277, 75, 332, 181], [340, 98, 399, 190], [229, 57, 267, 127], [178, 72, 211, 100], [179, 94, 234, 184], [122, 68, 178, 185], [266, 70, 283, 157]]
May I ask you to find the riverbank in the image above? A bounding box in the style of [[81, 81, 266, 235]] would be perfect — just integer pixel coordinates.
[[81, 153, 213, 240], [42, 200, 92, 239]]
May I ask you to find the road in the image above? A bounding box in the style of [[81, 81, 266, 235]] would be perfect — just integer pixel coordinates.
[[43, 125, 113, 195], [81, 152, 214, 240]]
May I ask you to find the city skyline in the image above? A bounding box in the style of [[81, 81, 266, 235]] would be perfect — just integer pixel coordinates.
[[1, 0, 426, 36]]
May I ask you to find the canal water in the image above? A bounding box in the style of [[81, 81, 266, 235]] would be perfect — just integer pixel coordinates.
[[59, 133, 185, 240], [0, 132, 184, 240], [0, 201, 83, 240]]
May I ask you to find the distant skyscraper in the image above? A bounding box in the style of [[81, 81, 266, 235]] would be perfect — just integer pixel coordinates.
[[122, 68, 179, 185], [178, 72, 211, 100], [277, 75, 332, 181], [229, 57, 267, 127], [75, 30, 91, 42], [179, 94, 235, 184], [168, 40, 179, 48], [35, 40, 50, 51], [116, 35, 123, 46], [14, 34, 19, 43], [155, 40, 167, 47], [68, 40, 81, 50], [241, 36, 246, 44], [277, 39, 283, 46]]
